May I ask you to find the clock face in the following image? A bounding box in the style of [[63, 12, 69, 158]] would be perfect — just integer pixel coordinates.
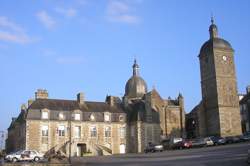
[[222, 55, 227, 61]]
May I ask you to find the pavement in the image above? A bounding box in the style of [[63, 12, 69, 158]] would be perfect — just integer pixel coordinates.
[[1, 142, 250, 166]]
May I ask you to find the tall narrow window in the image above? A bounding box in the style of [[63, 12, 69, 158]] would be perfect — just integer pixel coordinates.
[[90, 126, 97, 137], [105, 126, 111, 137], [74, 126, 81, 138], [58, 125, 65, 136], [119, 126, 126, 138], [41, 125, 48, 136]]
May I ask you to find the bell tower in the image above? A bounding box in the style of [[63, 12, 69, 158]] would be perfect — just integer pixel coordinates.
[[199, 17, 242, 137]]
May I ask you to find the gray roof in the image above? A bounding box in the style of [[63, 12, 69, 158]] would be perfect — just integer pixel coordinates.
[[200, 38, 233, 54], [26, 99, 126, 122], [29, 99, 124, 113], [125, 76, 148, 98]]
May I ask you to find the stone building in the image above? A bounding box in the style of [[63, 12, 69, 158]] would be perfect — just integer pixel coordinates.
[[6, 60, 185, 156], [186, 18, 242, 138], [240, 86, 250, 134]]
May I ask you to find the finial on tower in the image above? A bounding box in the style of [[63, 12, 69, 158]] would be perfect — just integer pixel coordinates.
[[132, 58, 139, 76], [211, 13, 214, 24], [209, 15, 218, 39]]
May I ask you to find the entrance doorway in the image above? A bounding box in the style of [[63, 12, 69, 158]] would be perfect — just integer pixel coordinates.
[[119, 144, 125, 154], [76, 143, 87, 157]]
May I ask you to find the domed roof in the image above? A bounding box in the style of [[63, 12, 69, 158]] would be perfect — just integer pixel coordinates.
[[125, 59, 147, 98], [200, 38, 233, 53], [200, 17, 233, 53]]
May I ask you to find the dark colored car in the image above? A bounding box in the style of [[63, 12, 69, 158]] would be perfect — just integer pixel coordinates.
[[239, 134, 250, 142], [225, 136, 241, 144], [210, 136, 226, 145], [191, 138, 206, 148]]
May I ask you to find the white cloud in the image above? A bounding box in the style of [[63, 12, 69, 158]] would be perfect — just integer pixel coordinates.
[[36, 11, 56, 29], [106, 0, 140, 24], [0, 16, 34, 44], [56, 56, 84, 65], [55, 7, 77, 18]]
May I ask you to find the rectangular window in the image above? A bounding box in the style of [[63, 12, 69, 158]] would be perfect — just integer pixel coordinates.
[[104, 113, 111, 122], [58, 125, 65, 136], [74, 126, 81, 138], [90, 126, 97, 137], [42, 112, 48, 119], [42, 125, 48, 136], [105, 126, 111, 137], [120, 126, 126, 138], [131, 126, 135, 137], [75, 113, 81, 120]]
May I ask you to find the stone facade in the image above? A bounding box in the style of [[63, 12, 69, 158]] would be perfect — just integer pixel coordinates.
[[6, 60, 185, 156], [186, 18, 242, 138]]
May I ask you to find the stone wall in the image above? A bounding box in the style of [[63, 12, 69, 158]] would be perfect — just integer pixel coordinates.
[[26, 120, 126, 156]]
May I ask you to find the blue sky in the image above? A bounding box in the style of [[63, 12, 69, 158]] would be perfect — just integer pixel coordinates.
[[0, 0, 250, 132]]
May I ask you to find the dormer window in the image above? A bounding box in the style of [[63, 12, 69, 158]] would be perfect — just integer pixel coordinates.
[[41, 111, 48, 119], [74, 113, 81, 120], [104, 112, 111, 122], [90, 114, 95, 121], [58, 113, 64, 120], [119, 115, 125, 122]]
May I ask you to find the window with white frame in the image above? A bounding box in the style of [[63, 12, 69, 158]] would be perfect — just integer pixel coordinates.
[[90, 114, 95, 121], [105, 126, 111, 137], [75, 113, 81, 120], [41, 111, 48, 119], [58, 125, 65, 136], [90, 126, 97, 137], [119, 126, 126, 138], [104, 113, 111, 122], [58, 113, 64, 120], [41, 125, 48, 136], [74, 126, 81, 138]]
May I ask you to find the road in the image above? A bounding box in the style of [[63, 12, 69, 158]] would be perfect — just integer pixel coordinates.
[[73, 142, 250, 166], [1, 142, 250, 166]]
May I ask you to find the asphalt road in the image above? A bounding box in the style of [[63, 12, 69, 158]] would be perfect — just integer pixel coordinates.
[[1, 142, 250, 166], [72, 142, 250, 166]]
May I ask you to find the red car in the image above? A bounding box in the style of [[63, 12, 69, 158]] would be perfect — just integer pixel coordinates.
[[171, 140, 192, 150], [183, 140, 192, 148]]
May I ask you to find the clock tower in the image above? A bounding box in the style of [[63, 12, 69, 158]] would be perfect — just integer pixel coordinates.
[[198, 17, 242, 137]]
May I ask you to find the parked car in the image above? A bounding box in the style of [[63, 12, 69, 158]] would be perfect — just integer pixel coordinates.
[[5, 150, 44, 162], [191, 138, 206, 148], [210, 136, 226, 145], [225, 136, 241, 144], [4, 150, 22, 162], [239, 134, 250, 142], [204, 137, 214, 146], [171, 140, 192, 150], [144, 142, 164, 153]]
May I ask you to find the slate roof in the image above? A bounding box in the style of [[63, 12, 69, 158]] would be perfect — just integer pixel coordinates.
[[28, 99, 124, 113], [240, 93, 250, 104], [26, 99, 126, 122]]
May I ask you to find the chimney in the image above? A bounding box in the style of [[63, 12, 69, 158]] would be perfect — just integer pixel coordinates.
[[35, 89, 48, 99], [106, 96, 114, 106], [77, 92, 85, 104], [247, 86, 250, 94], [28, 99, 34, 107], [106, 96, 121, 106]]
